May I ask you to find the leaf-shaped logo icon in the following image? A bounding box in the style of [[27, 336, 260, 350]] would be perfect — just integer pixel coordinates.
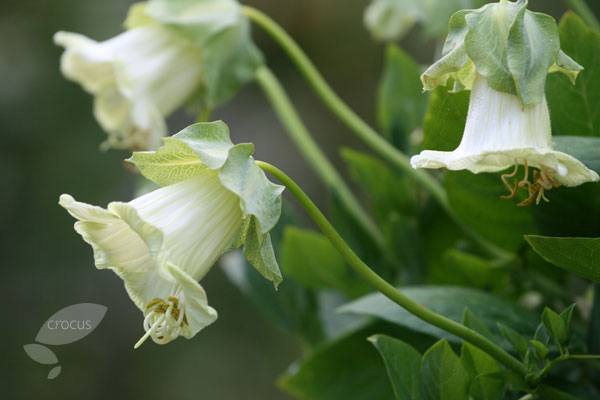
[[35, 303, 107, 345], [48, 366, 62, 379], [23, 344, 58, 365]]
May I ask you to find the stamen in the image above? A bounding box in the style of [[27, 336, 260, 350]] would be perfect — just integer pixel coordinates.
[[134, 293, 187, 348], [500, 160, 561, 207]]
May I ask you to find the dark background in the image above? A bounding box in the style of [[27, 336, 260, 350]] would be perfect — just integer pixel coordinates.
[[1, 0, 594, 399]]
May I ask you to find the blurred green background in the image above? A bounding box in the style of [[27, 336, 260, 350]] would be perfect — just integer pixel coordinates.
[[1, 0, 595, 399]]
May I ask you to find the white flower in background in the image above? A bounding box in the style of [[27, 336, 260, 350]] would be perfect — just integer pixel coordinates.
[[411, 0, 599, 205], [60, 122, 284, 346], [54, 26, 204, 151], [411, 74, 599, 205], [54, 0, 263, 151]]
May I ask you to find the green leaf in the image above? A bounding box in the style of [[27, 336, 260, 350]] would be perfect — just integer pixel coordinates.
[[422, 86, 469, 152], [439, 248, 508, 289], [506, 5, 559, 104], [553, 136, 600, 175], [369, 335, 423, 400], [547, 12, 600, 137], [529, 339, 549, 361], [421, 340, 469, 400], [463, 1, 522, 96], [340, 286, 538, 345], [278, 322, 434, 400], [525, 236, 600, 283], [497, 322, 529, 358], [280, 227, 367, 297], [463, 308, 495, 342], [460, 342, 504, 400], [377, 45, 429, 149], [542, 307, 569, 347]]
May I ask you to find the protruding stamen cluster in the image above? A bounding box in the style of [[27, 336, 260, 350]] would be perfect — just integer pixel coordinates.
[[134, 294, 186, 349], [501, 160, 561, 207]]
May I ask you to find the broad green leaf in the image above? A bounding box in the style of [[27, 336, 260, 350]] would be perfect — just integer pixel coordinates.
[[463, 1, 522, 96], [369, 335, 423, 400], [462, 308, 495, 342], [547, 13, 600, 137], [421, 86, 469, 152], [421, 340, 469, 400], [553, 136, 600, 175], [280, 227, 367, 297], [542, 307, 568, 347], [340, 286, 537, 345], [497, 322, 529, 358], [506, 6, 559, 104], [460, 342, 504, 400], [377, 45, 429, 149], [278, 322, 435, 400], [525, 236, 600, 283], [445, 170, 537, 252]]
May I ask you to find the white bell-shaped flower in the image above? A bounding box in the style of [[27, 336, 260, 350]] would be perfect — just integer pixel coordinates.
[[411, 74, 599, 198], [54, 25, 203, 150], [60, 168, 243, 346], [60, 121, 284, 346]]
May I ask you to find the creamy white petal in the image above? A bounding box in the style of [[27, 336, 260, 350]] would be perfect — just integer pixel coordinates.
[[411, 73, 599, 187]]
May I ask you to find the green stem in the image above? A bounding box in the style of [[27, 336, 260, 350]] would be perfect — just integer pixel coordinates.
[[563, 0, 600, 33], [244, 5, 510, 260], [256, 160, 528, 376], [533, 354, 600, 383], [255, 65, 386, 248]]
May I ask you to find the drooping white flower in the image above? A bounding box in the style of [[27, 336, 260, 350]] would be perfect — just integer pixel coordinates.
[[60, 121, 284, 346], [54, 26, 204, 151], [54, 0, 263, 151], [411, 73, 600, 189], [412, 0, 599, 205]]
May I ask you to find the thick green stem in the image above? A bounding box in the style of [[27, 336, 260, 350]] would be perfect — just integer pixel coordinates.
[[244, 5, 510, 260], [256, 160, 528, 376], [563, 0, 600, 32], [255, 65, 385, 248]]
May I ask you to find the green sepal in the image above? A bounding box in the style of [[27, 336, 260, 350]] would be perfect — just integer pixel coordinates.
[[422, 0, 582, 105], [129, 121, 284, 287], [125, 0, 263, 108]]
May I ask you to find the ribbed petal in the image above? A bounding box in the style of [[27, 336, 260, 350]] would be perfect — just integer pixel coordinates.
[[129, 167, 244, 280]]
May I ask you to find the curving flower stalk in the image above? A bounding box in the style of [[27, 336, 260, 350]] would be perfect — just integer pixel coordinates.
[[60, 122, 283, 347]]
